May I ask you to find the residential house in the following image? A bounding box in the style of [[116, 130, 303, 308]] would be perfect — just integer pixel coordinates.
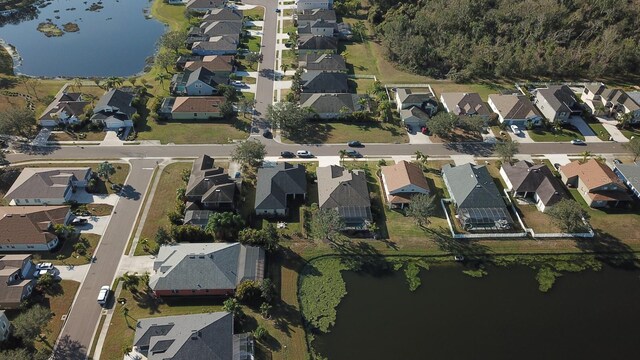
[[582, 83, 640, 123], [185, 154, 238, 212], [298, 53, 346, 75], [559, 159, 631, 208], [191, 35, 239, 56], [4, 167, 92, 206], [499, 161, 566, 212], [395, 88, 438, 115], [0, 254, 36, 310], [186, 0, 226, 12], [297, 0, 333, 11], [90, 89, 136, 129], [317, 165, 372, 229], [295, 9, 337, 26], [202, 7, 243, 22], [298, 19, 336, 37], [614, 163, 640, 200], [297, 35, 338, 54], [440, 92, 491, 118], [442, 163, 513, 230], [132, 312, 254, 360], [533, 85, 582, 123], [171, 96, 226, 120], [255, 163, 307, 216], [183, 55, 235, 76], [301, 93, 368, 119], [197, 21, 243, 37], [400, 107, 431, 129], [301, 71, 349, 93], [149, 243, 264, 296], [488, 94, 543, 126], [0, 310, 10, 342], [171, 67, 223, 96], [0, 206, 71, 252], [38, 92, 89, 127], [380, 161, 430, 209]]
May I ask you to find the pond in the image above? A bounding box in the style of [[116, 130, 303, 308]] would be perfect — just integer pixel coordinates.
[[0, 0, 165, 77], [313, 264, 640, 360]]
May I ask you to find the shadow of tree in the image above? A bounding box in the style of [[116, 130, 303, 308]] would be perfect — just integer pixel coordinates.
[[443, 141, 494, 157], [575, 230, 640, 269], [51, 335, 86, 360], [331, 240, 392, 275], [429, 227, 492, 260], [132, 290, 162, 315], [119, 184, 140, 200]]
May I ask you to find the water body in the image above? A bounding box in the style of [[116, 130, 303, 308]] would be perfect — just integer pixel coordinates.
[[314, 264, 640, 360], [0, 0, 165, 76]]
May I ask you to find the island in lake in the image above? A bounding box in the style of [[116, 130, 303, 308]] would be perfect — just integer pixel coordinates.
[[36, 21, 80, 36]]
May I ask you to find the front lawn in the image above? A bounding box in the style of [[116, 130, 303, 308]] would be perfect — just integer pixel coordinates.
[[33, 233, 101, 266], [33, 280, 80, 353], [528, 127, 585, 142], [49, 131, 106, 142], [283, 121, 408, 144], [243, 7, 264, 21], [241, 35, 262, 53], [281, 49, 297, 69], [586, 121, 613, 141], [620, 126, 640, 140], [136, 117, 250, 144]]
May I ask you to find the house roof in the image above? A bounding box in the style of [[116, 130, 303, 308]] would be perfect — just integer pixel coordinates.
[[535, 85, 579, 113], [317, 165, 372, 221], [0, 206, 68, 246], [603, 89, 640, 111], [172, 97, 225, 113], [134, 312, 233, 360], [296, 9, 336, 23], [200, 21, 242, 36], [301, 72, 349, 93], [442, 163, 506, 209], [584, 82, 606, 96], [192, 34, 239, 51], [628, 91, 640, 106], [183, 210, 214, 227], [4, 167, 91, 202], [400, 106, 430, 121], [298, 19, 336, 34], [501, 161, 566, 207], [488, 94, 542, 120], [184, 55, 234, 73], [202, 7, 243, 21], [149, 243, 264, 292], [297, 34, 338, 50], [615, 164, 640, 191], [255, 163, 307, 211], [92, 89, 135, 118], [0, 255, 33, 308], [381, 161, 430, 193], [300, 93, 366, 114], [299, 53, 346, 71], [186, 0, 225, 10], [440, 92, 491, 116], [186, 155, 236, 207], [559, 159, 625, 190], [39, 92, 89, 121], [396, 88, 436, 105]]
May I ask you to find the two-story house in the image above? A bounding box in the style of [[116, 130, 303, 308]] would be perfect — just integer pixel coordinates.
[[582, 83, 640, 123], [0, 206, 71, 252], [559, 159, 631, 208], [297, 0, 333, 11], [38, 91, 89, 127], [90, 89, 136, 129], [171, 67, 223, 96], [534, 85, 582, 123], [0, 254, 36, 310]]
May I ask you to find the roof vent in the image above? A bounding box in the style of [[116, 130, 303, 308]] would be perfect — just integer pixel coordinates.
[[191, 330, 201, 340]]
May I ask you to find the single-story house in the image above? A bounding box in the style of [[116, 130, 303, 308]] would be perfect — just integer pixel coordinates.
[[301, 71, 349, 93], [400, 106, 430, 129], [298, 53, 346, 75], [183, 55, 235, 75], [198, 21, 243, 37], [186, 0, 227, 13], [4, 167, 92, 206], [38, 92, 89, 127], [559, 159, 631, 208], [0, 206, 71, 252], [298, 19, 336, 37], [202, 7, 243, 22], [614, 163, 640, 200], [300, 93, 368, 119], [0, 254, 36, 310], [132, 312, 254, 360], [90, 89, 136, 129], [149, 243, 264, 296], [191, 35, 239, 56], [440, 92, 491, 119], [255, 163, 307, 216], [533, 85, 582, 123], [185, 154, 237, 211], [317, 165, 372, 230], [297, 35, 338, 54], [582, 83, 640, 123], [499, 161, 566, 212], [295, 9, 337, 26], [442, 163, 513, 231], [488, 94, 543, 126], [0, 310, 10, 342], [395, 88, 438, 115], [380, 160, 430, 209], [297, 0, 333, 11], [171, 67, 223, 96], [170, 96, 226, 120]]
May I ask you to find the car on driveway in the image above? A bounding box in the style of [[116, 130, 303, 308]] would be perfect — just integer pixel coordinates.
[[231, 80, 246, 87], [345, 149, 361, 158], [263, 130, 272, 138], [613, 159, 622, 165], [71, 218, 88, 225], [281, 151, 295, 158], [35, 269, 54, 277], [511, 125, 521, 135], [554, 163, 561, 170], [296, 150, 313, 158], [36, 263, 53, 271], [571, 139, 585, 145], [348, 141, 363, 147]]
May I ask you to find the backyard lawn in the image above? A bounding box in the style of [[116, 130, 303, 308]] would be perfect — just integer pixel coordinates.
[[136, 117, 250, 144], [151, 0, 188, 31]]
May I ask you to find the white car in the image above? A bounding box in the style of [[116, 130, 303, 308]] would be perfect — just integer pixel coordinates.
[[296, 150, 313, 158], [36, 262, 54, 270], [35, 269, 54, 277], [231, 80, 245, 87], [97, 285, 110, 306], [510, 125, 521, 135]]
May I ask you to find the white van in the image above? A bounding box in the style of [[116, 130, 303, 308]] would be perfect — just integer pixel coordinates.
[[97, 285, 110, 306], [296, 150, 313, 158]]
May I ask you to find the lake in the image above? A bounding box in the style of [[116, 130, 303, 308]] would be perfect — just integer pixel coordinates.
[[314, 264, 640, 360], [0, 0, 165, 77]]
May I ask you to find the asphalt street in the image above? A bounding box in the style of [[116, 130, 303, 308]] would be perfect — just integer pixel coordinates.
[[252, 0, 277, 128]]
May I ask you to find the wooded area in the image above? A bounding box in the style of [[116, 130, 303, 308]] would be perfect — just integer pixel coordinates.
[[368, 0, 640, 81]]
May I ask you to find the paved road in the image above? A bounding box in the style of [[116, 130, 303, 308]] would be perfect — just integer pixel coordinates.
[[249, 0, 277, 131], [53, 159, 157, 359]]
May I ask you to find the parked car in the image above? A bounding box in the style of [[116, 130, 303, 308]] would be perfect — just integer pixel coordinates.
[[554, 163, 561, 170], [511, 125, 521, 135], [274, 8, 281, 13], [35, 269, 54, 277], [71, 218, 88, 225], [347, 140, 362, 147], [36, 263, 54, 271], [97, 285, 110, 306], [571, 139, 585, 145], [281, 151, 295, 158], [231, 80, 245, 87], [296, 150, 313, 158], [263, 130, 272, 138], [613, 159, 622, 165], [345, 149, 361, 158]]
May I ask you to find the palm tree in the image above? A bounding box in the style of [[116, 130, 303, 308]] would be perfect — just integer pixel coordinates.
[[97, 161, 116, 182], [579, 151, 593, 163], [415, 150, 429, 170], [93, 78, 102, 89], [72, 78, 83, 92], [281, 63, 289, 74], [155, 73, 169, 89], [128, 77, 137, 88], [338, 149, 347, 165], [119, 272, 140, 292]]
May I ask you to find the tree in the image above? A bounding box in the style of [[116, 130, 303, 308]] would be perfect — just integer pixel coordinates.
[[290, 68, 304, 100], [119, 272, 140, 292], [546, 199, 590, 233], [0, 348, 33, 360], [260, 278, 275, 302], [579, 151, 593, 163], [36, 273, 56, 294], [72, 78, 83, 92], [219, 101, 234, 118], [97, 161, 116, 182], [104, 77, 123, 90], [352, 20, 367, 42], [495, 140, 520, 163], [155, 50, 178, 73], [73, 241, 87, 256], [266, 101, 311, 139], [217, 84, 239, 103], [338, 149, 347, 164], [280, 63, 289, 74], [310, 208, 344, 243], [13, 305, 52, 343], [223, 298, 242, 318], [253, 325, 268, 341], [460, 115, 485, 135], [155, 226, 171, 246], [428, 112, 458, 138], [415, 151, 429, 170], [624, 137, 640, 161], [0, 107, 36, 138], [205, 211, 245, 240], [155, 72, 170, 89], [159, 30, 187, 56], [235, 280, 262, 304], [405, 193, 436, 227], [128, 77, 137, 87], [260, 302, 272, 319], [232, 140, 266, 168], [245, 52, 261, 69], [237, 224, 280, 252]]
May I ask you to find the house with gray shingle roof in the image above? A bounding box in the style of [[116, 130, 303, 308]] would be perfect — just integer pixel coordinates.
[[90, 89, 136, 129], [297, 0, 333, 11], [171, 67, 224, 96], [317, 165, 372, 229], [4, 168, 92, 206], [400, 106, 431, 129], [185, 155, 238, 212], [191, 35, 240, 56], [582, 83, 640, 123], [149, 243, 264, 297], [255, 163, 307, 216], [499, 161, 566, 212], [297, 35, 338, 54], [440, 92, 491, 119], [614, 163, 640, 200], [442, 163, 513, 230], [301, 93, 368, 119], [295, 9, 336, 26], [186, 0, 226, 13], [132, 312, 255, 360], [0, 254, 35, 310], [202, 7, 243, 22], [488, 94, 543, 126], [298, 53, 346, 75], [39, 91, 89, 127], [298, 19, 336, 37], [533, 85, 582, 123], [395, 88, 438, 114], [301, 71, 349, 94]]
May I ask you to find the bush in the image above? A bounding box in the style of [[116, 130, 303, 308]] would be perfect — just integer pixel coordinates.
[[167, 211, 183, 225], [170, 224, 213, 243]]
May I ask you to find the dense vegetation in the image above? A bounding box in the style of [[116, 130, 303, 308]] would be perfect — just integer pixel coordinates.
[[369, 0, 640, 80]]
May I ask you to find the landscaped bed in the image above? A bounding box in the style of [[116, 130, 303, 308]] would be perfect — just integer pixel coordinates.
[[34, 233, 101, 266]]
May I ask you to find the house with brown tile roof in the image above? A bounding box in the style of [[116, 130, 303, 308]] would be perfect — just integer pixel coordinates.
[[170, 96, 226, 120], [0, 206, 70, 252], [4, 168, 92, 206], [0, 254, 36, 310], [440, 92, 491, 118], [499, 161, 566, 212], [488, 94, 543, 126], [183, 55, 235, 75], [559, 159, 632, 208], [380, 161, 430, 209]]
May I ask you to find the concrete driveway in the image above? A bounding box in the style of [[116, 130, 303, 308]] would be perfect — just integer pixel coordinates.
[[508, 126, 534, 143], [597, 117, 629, 142], [545, 154, 571, 167], [116, 255, 155, 277], [70, 190, 120, 205], [56, 264, 90, 282], [408, 131, 432, 144], [75, 216, 110, 235]]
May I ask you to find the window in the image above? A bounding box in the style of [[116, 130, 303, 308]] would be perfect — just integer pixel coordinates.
[[35, 199, 41, 203], [24, 199, 29, 203]]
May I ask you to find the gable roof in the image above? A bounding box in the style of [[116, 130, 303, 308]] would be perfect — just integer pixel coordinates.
[[301, 72, 349, 93], [400, 106, 430, 121], [192, 34, 239, 52], [4, 168, 91, 202], [255, 163, 307, 211], [200, 21, 242, 36], [184, 55, 235, 73], [317, 165, 372, 221], [186, 0, 226, 11], [150, 243, 264, 292], [300, 93, 367, 114], [0, 206, 68, 246], [0, 255, 34, 309], [296, 9, 337, 22], [501, 161, 566, 207], [298, 19, 336, 34], [488, 94, 542, 120], [172, 97, 225, 113], [299, 53, 346, 71], [396, 88, 436, 105], [381, 161, 430, 193], [185, 67, 221, 87], [560, 159, 625, 190], [186, 155, 236, 206], [602, 88, 640, 111], [442, 163, 506, 209], [93, 89, 135, 118], [535, 85, 579, 113], [440, 92, 491, 116], [39, 92, 89, 121], [297, 34, 338, 50], [202, 7, 243, 21], [134, 312, 233, 360]]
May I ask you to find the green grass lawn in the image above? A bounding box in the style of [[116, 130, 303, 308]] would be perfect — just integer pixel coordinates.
[[32, 280, 80, 353], [151, 0, 187, 31], [528, 127, 585, 142], [33, 233, 101, 266], [283, 20, 296, 35], [283, 121, 408, 144], [136, 117, 250, 144], [241, 35, 262, 53], [620, 126, 640, 140], [586, 122, 613, 141], [281, 49, 297, 69], [340, 40, 378, 76], [243, 6, 264, 21]]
